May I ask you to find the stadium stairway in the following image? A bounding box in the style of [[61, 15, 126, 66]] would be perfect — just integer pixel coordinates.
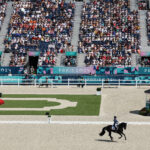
[[139, 10, 149, 52], [58, 1, 84, 67], [130, 0, 138, 11], [0, 1, 13, 66], [77, 53, 86, 67], [130, 0, 141, 67], [56, 53, 65, 66], [131, 53, 141, 67], [130, 0, 148, 66], [71, 2, 82, 52], [71, 2, 85, 67]]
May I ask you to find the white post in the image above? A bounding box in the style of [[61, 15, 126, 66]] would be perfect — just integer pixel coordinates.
[[18, 79, 19, 87], [48, 115, 51, 124], [85, 79, 87, 87], [51, 79, 53, 88], [102, 79, 104, 88], [68, 79, 70, 88], [34, 79, 36, 87], [118, 79, 120, 87], [0, 79, 2, 87], [136, 80, 137, 88]]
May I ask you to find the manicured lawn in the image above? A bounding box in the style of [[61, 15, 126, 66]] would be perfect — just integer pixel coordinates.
[[0, 94, 101, 116], [0, 100, 60, 108]]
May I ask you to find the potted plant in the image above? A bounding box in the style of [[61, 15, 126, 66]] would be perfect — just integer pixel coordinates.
[[96, 87, 101, 95], [139, 107, 149, 116]]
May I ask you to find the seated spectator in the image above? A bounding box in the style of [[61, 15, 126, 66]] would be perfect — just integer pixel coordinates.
[[141, 57, 150, 66], [138, 0, 148, 10], [0, 1, 7, 31], [64, 56, 77, 66], [146, 10, 150, 45]]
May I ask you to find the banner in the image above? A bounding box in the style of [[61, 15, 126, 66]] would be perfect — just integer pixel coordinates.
[[53, 66, 96, 74], [0, 67, 24, 74], [28, 51, 40, 56], [140, 52, 150, 57], [139, 67, 150, 74], [0, 51, 2, 56], [0, 66, 150, 75], [96, 66, 139, 75], [65, 51, 77, 56], [37, 66, 150, 75]]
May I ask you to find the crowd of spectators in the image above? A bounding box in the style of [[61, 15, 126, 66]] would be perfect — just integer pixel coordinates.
[[146, 10, 150, 45], [64, 56, 77, 66], [4, 0, 75, 66], [63, 45, 77, 66], [0, 1, 7, 31], [138, 0, 149, 10], [78, 0, 141, 67], [141, 57, 150, 66]]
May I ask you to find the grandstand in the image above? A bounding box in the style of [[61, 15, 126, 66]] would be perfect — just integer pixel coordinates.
[[0, 1, 150, 150], [0, 0, 150, 85], [79, 0, 140, 66]]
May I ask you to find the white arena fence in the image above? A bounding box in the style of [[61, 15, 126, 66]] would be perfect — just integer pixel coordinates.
[[0, 78, 149, 87]]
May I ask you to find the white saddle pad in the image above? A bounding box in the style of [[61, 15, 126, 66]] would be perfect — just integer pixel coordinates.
[[112, 126, 115, 130]]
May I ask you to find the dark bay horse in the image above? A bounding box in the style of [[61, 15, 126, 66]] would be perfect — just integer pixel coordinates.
[[99, 122, 127, 141]]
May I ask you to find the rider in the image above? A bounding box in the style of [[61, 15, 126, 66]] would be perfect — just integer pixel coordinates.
[[113, 116, 119, 130]]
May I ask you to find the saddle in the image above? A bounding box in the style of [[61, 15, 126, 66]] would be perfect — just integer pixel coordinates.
[[112, 125, 118, 131]]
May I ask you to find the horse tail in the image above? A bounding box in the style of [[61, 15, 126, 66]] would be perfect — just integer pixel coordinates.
[[99, 127, 106, 136]]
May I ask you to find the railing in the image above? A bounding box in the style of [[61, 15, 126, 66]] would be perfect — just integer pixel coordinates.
[[0, 78, 150, 87]]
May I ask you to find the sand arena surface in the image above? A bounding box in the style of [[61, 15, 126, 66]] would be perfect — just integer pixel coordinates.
[[0, 86, 150, 150], [0, 124, 150, 150]]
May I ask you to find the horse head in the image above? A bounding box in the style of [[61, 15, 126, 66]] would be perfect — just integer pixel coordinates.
[[119, 122, 127, 130]]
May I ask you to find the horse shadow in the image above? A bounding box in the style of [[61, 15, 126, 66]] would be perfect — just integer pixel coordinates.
[[95, 139, 117, 143], [130, 110, 140, 115]]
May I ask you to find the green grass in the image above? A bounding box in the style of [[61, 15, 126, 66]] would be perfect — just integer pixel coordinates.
[[0, 94, 101, 116], [0, 100, 60, 108]]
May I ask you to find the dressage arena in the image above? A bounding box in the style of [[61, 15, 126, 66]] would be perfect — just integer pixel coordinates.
[[0, 86, 150, 150]]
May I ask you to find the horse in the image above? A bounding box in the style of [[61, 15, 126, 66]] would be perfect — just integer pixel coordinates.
[[99, 122, 127, 141]]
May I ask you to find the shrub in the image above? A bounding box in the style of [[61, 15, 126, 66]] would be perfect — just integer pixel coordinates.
[[97, 88, 101, 91], [139, 107, 149, 116]]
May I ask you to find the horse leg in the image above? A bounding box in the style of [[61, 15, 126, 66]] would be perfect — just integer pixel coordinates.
[[117, 131, 122, 139], [109, 131, 113, 141], [120, 131, 126, 140]]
